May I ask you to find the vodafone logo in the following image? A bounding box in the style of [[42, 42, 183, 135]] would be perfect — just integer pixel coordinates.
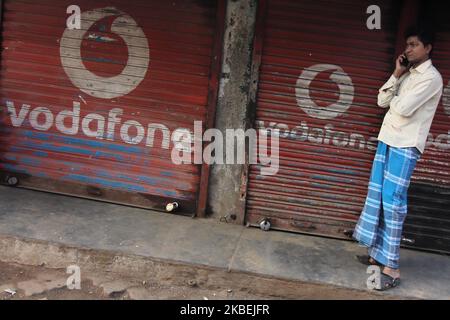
[[60, 7, 150, 99], [296, 64, 354, 120]]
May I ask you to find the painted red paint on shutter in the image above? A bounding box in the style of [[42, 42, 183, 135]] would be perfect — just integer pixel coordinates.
[[246, 0, 400, 236], [246, 0, 450, 254], [0, 0, 223, 214]]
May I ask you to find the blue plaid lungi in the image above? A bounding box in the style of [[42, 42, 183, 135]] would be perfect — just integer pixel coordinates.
[[353, 141, 420, 269]]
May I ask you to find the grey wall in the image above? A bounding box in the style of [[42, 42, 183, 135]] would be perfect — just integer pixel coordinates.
[[206, 0, 258, 224]]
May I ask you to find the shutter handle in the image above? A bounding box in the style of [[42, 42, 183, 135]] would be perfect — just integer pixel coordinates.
[[401, 236, 416, 245]]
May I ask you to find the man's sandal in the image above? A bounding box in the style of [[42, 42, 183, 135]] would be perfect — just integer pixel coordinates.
[[375, 273, 401, 291], [356, 255, 382, 266]]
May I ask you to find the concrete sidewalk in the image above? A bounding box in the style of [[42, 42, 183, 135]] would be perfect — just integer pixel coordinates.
[[0, 185, 449, 299]]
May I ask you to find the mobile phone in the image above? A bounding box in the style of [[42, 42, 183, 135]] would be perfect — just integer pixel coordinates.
[[400, 54, 409, 67]]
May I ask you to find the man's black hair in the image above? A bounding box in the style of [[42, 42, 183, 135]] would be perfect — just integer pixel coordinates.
[[404, 25, 435, 56]]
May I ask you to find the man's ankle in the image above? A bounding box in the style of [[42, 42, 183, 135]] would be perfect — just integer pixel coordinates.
[[383, 267, 400, 278]]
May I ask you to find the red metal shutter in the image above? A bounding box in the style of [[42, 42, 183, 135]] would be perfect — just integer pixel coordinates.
[[246, 0, 402, 237], [0, 0, 223, 214], [402, 2, 450, 253]]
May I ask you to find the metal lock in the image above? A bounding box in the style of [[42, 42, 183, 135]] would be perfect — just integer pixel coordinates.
[[343, 229, 354, 238], [166, 202, 179, 213], [259, 218, 271, 231], [6, 176, 18, 186]]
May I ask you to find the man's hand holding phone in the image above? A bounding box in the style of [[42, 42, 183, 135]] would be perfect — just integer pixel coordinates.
[[393, 53, 410, 79]]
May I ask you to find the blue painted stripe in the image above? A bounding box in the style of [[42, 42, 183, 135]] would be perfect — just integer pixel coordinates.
[[155, 189, 179, 198], [21, 130, 144, 154], [34, 172, 49, 178], [9, 146, 23, 153], [1, 164, 185, 197], [80, 168, 189, 190], [4, 155, 17, 161], [62, 174, 147, 193], [325, 168, 359, 176], [33, 151, 49, 157], [1, 164, 30, 175], [311, 182, 333, 190], [14, 141, 125, 162], [20, 157, 42, 166], [93, 151, 125, 162], [311, 175, 353, 184], [22, 130, 51, 141], [83, 56, 122, 64], [6, 146, 181, 189], [160, 171, 174, 177], [23, 141, 93, 156]]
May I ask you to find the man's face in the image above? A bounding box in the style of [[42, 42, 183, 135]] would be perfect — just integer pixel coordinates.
[[405, 36, 432, 64]]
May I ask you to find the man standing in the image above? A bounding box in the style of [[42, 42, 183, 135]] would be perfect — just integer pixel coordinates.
[[353, 26, 443, 291]]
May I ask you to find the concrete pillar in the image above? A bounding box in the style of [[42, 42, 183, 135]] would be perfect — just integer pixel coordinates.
[[206, 0, 258, 224]]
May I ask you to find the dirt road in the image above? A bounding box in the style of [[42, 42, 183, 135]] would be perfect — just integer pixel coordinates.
[[0, 261, 393, 300]]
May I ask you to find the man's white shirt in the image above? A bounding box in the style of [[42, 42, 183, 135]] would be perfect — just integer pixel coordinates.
[[377, 59, 443, 153]]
